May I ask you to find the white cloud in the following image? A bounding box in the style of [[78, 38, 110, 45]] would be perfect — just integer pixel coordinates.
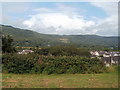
[[23, 2, 118, 36], [23, 4, 97, 35], [23, 12, 95, 35], [2, 2, 118, 36], [90, 2, 118, 36], [91, 2, 117, 15], [2, 15, 26, 28], [1, 2, 30, 27]]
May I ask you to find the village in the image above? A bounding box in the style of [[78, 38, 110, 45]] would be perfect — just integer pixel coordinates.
[[17, 49, 120, 67], [90, 51, 120, 67]]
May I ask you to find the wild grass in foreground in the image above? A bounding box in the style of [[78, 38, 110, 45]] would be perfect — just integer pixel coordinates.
[[2, 71, 118, 88]]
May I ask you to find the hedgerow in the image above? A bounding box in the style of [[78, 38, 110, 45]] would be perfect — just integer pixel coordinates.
[[2, 53, 107, 74]]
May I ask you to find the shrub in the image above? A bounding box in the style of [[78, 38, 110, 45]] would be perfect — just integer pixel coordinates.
[[2, 53, 36, 74], [2, 53, 107, 74], [35, 45, 90, 57], [31, 63, 45, 74]]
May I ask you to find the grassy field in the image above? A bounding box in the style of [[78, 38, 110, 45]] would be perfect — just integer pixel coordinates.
[[2, 72, 118, 88]]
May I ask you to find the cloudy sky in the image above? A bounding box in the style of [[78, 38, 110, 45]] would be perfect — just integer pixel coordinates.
[[1, 1, 118, 36]]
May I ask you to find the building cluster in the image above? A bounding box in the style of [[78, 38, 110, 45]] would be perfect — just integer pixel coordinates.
[[90, 51, 120, 67], [17, 49, 120, 67], [18, 50, 34, 54], [59, 38, 69, 43]]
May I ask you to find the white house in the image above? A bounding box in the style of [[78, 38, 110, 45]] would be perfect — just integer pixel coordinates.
[[18, 50, 34, 54]]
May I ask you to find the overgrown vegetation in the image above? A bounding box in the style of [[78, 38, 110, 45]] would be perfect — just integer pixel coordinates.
[[34, 45, 90, 57], [2, 53, 107, 74], [1, 34, 108, 75], [2, 35, 16, 53]]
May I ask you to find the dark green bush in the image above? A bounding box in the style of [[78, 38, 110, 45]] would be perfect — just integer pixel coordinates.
[[2, 53, 107, 74], [35, 46, 90, 57], [2, 53, 37, 74], [30, 63, 45, 74]]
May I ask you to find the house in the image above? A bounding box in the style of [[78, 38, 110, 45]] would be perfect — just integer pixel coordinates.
[[90, 51, 99, 57], [90, 51, 108, 57], [18, 50, 34, 54], [101, 56, 120, 67], [112, 56, 120, 65], [90, 51, 120, 57], [103, 53, 110, 57], [101, 57, 111, 67], [90, 50, 120, 66]]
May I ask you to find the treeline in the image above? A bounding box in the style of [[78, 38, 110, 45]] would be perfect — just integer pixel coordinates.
[[2, 35, 117, 54], [2, 35, 109, 74], [2, 35, 91, 57], [2, 54, 107, 74], [34, 46, 90, 57]]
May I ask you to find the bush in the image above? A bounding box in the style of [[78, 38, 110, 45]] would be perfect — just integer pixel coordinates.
[[30, 63, 45, 74], [2, 53, 37, 74], [2, 53, 107, 74], [35, 45, 91, 57]]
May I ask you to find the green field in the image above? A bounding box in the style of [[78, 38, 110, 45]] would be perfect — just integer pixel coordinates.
[[2, 72, 118, 88]]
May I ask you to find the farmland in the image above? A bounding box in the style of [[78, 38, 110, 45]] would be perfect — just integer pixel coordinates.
[[1, 2, 119, 89], [2, 71, 118, 88]]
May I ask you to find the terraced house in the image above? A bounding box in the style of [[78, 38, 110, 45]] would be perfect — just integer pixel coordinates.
[[90, 51, 120, 66]]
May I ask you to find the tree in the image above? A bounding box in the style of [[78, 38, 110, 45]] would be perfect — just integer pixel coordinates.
[[35, 45, 90, 57], [2, 35, 16, 53]]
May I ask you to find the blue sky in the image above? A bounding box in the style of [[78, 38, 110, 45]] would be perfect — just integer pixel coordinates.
[[3, 2, 107, 19], [1, 2, 118, 36]]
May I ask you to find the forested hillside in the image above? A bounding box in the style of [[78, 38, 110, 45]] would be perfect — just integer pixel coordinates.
[[1, 25, 118, 49]]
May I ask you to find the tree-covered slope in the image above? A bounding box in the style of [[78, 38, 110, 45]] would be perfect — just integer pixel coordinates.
[[1, 25, 118, 48]]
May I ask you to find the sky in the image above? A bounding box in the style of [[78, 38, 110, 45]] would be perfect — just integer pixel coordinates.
[[1, 1, 118, 36]]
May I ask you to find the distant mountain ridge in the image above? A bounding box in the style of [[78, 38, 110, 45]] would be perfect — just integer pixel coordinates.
[[1, 25, 118, 48]]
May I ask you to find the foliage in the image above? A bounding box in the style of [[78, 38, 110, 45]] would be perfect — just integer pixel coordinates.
[[35, 47, 49, 56], [2, 25, 118, 49], [2, 54, 36, 74], [35, 46, 91, 57], [2, 53, 107, 74], [2, 35, 16, 53]]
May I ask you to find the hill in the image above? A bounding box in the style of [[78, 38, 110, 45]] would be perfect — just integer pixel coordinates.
[[1, 25, 118, 49]]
